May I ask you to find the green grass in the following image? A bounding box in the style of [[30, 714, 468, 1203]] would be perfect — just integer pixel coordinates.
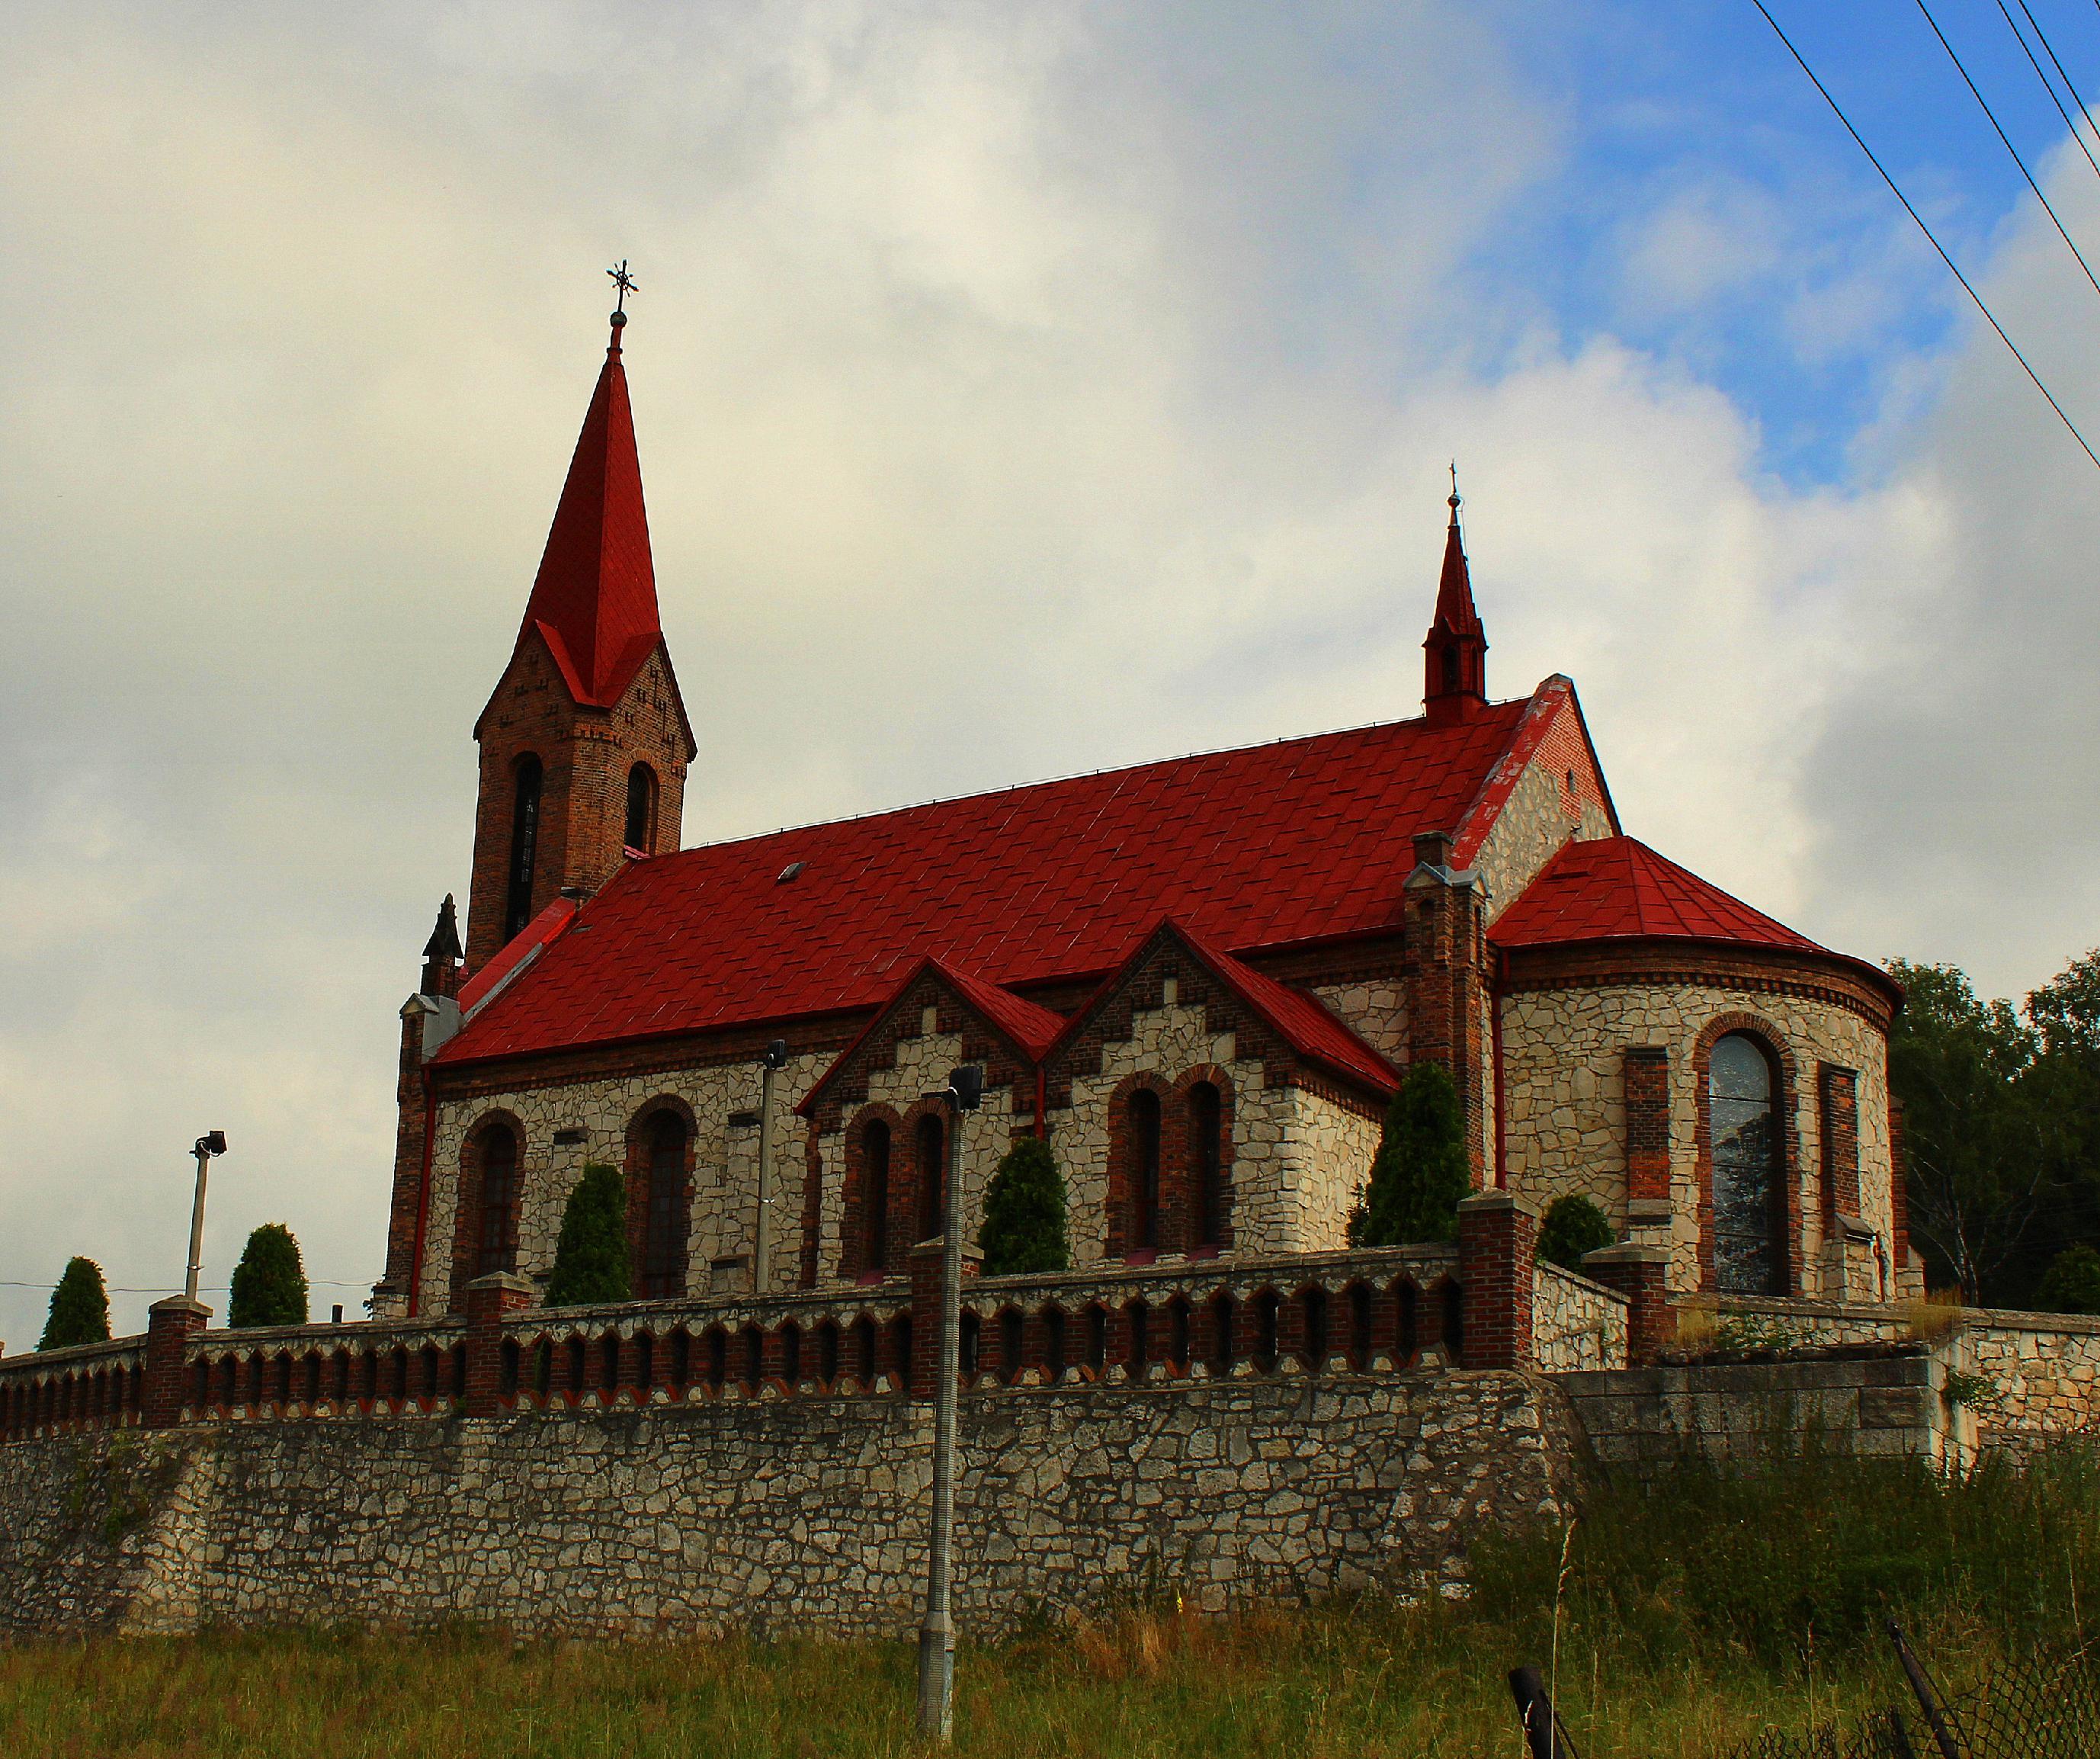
[[3, 1445, 2094, 1758]]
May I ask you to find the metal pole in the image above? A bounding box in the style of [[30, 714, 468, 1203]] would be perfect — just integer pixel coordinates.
[[917, 1065, 979, 1742], [184, 1144, 211, 1303]]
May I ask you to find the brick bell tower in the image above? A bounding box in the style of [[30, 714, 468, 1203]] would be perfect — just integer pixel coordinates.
[[1423, 479, 1487, 726], [464, 278, 697, 971]]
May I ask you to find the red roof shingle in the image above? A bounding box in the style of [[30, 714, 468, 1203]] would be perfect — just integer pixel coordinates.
[[1492, 836, 1827, 953]]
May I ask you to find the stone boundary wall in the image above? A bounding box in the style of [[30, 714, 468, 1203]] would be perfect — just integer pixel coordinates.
[[1533, 1262, 1628, 1372], [0, 1372, 1579, 1642], [1559, 1347, 1968, 1472]]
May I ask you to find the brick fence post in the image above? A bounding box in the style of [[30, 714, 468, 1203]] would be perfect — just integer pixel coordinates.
[[463, 1272, 535, 1417], [1457, 1190, 1537, 1371], [907, 1240, 979, 1401], [1580, 1242, 1672, 1366], [143, 1296, 210, 1429]]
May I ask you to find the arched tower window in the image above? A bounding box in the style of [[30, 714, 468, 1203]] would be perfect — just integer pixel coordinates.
[[503, 755, 543, 942], [1129, 1088, 1162, 1253], [1710, 1033, 1784, 1295], [640, 1111, 688, 1298], [476, 1125, 520, 1278], [915, 1112, 945, 1244], [1188, 1081, 1223, 1249], [863, 1119, 892, 1273], [624, 762, 658, 855]]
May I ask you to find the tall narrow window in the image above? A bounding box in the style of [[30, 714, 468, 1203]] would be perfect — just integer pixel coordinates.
[[1710, 1034, 1784, 1295], [1188, 1081, 1223, 1249], [641, 1112, 687, 1297], [863, 1119, 892, 1273], [476, 1127, 519, 1276], [624, 763, 657, 854], [915, 1113, 945, 1244], [503, 755, 543, 942], [1130, 1088, 1162, 1252]]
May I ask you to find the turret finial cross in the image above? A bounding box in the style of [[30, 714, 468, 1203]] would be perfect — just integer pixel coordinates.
[[608, 259, 639, 315]]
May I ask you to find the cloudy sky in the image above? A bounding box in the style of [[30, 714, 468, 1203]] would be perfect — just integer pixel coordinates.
[[3, 1, 2098, 1343]]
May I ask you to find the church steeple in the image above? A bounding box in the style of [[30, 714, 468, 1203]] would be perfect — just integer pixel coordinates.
[[1423, 477, 1487, 725], [464, 271, 696, 971]]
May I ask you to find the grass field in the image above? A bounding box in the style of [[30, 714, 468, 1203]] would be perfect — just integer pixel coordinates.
[[3, 1445, 2092, 1758]]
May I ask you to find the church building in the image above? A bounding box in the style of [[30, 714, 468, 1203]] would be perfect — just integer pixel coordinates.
[[371, 307, 1913, 1326]]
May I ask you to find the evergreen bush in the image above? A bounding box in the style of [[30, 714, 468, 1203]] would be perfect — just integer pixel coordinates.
[[545, 1164, 632, 1306], [978, 1135, 1069, 1275], [1346, 1061, 1470, 1246], [40, 1257, 111, 1350], [228, 1223, 309, 1328], [1537, 1192, 1615, 1271], [2037, 1242, 2100, 1315]]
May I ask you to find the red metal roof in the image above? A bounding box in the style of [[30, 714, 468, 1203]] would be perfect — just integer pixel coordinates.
[[437, 695, 1537, 1065], [1491, 836, 1827, 953], [1166, 922, 1398, 1096], [513, 326, 662, 708]]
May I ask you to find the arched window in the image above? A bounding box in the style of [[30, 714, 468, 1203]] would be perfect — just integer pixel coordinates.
[[476, 1125, 519, 1277], [503, 755, 543, 942], [915, 1112, 945, 1244], [1188, 1081, 1223, 1249], [1129, 1088, 1162, 1253], [1710, 1033, 1784, 1295], [862, 1119, 892, 1273], [624, 763, 657, 855], [640, 1112, 688, 1297], [1441, 644, 1461, 694]]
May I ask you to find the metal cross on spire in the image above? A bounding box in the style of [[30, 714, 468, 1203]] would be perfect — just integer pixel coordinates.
[[1448, 459, 1460, 511], [607, 259, 639, 315]]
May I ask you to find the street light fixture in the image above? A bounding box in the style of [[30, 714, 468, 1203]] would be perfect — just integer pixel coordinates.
[[917, 1062, 983, 1743], [184, 1131, 228, 1304]]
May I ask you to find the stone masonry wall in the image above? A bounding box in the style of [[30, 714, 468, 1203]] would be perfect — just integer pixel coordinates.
[[1499, 981, 1894, 1296], [1534, 1262, 1629, 1372], [0, 1372, 1579, 1640]]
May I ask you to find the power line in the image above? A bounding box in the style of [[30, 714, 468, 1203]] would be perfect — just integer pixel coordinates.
[[2016, 1, 2100, 172], [1915, 0, 2100, 306], [2000, 1, 2100, 191], [1750, 0, 2100, 473], [0, 1278, 374, 1294]]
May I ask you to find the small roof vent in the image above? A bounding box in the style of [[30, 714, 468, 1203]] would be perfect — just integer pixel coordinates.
[[777, 861, 805, 883]]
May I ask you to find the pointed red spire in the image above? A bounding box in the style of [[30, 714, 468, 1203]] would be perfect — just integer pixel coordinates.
[[1423, 477, 1488, 724], [518, 309, 662, 706]]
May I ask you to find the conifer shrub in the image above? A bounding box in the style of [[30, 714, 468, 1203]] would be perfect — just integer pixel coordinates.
[[546, 1164, 632, 1306], [228, 1223, 309, 1328], [1537, 1192, 1615, 1272], [979, 1135, 1069, 1275], [40, 1257, 111, 1350], [2037, 1242, 2100, 1314], [1346, 1061, 1470, 1246]]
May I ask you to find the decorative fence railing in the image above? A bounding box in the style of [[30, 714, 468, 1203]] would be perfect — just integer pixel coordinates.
[[0, 1239, 1491, 1438]]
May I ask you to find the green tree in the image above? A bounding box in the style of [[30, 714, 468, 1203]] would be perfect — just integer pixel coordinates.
[[978, 1135, 1069, 1275], [1885, 959, 2047, 1305], [2037, 1244, 2100, 1315], [1347, 1061, 1470, 1247], [545, 1164, 631, 1306], [1538, 1193, 1614, 1273], [227, 1223, 309, 1328], [39, 1257, 111, 1350]]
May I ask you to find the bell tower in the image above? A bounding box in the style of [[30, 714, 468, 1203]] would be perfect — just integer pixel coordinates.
[[464, 272, 696, 971], [1423, 479, 1488, 726]]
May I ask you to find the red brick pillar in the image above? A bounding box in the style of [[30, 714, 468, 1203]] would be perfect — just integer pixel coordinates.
[[907, 1241, 979, 1401], [143, 1296, 210, 1429], [1457, 1191, 1537, 1370], [463, 1272, 534, 1417], [1581, 1242, 1672, 1366]]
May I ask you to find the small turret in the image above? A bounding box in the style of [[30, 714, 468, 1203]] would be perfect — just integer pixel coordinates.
[[1423, 478, 1488, 725]]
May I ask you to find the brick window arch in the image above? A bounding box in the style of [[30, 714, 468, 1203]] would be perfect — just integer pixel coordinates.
[[1175, 1066, 1237, 1255], [1692, 1015, 1803, 1295], [626, 1098, 696, 1298], [1105, 1073, 1173, 1261], [841, 1105, 905, 1282], [624, 762, 658, 854], [450, 1112, 526, 1312]]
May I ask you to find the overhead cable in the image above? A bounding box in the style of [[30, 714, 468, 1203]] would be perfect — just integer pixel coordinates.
[[1750, 0, 2100, 473], [2014, 1, 2100, 174]]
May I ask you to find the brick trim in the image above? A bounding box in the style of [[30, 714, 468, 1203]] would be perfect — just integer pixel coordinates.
[[1172, 1065, 1237, 1254], [838, 1103, 906, 1281], [1691, 1015, 1801, 1296], [624, 1096, 697, 1299], [1623, 1046, 1671, 1204], [1819, 1064, 1860, 1225]]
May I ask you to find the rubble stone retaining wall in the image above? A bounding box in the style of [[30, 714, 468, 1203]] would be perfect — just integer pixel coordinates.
[[0, 1369, 1579, 1640]]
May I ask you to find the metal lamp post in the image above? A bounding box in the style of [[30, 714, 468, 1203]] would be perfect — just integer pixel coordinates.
[[916, 1062, 983, 1743], [752, 1039, 790, 1295], [184, 1131, 228, 1302]]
